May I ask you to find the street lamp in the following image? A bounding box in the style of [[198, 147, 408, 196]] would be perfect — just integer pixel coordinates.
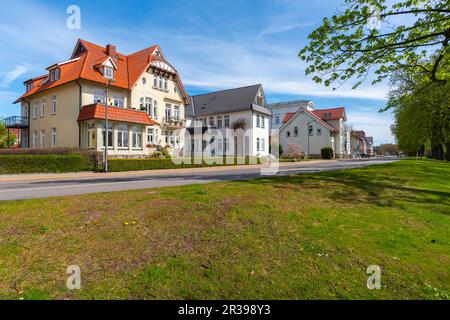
[[104, 79, 115, 173]]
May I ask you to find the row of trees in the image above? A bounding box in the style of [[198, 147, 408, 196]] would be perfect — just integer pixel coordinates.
[[299, 0, 450, 160]]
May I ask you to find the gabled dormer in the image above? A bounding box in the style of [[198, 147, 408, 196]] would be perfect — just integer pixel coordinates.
[[94, 56, 118, 80], [253, 86, 266, 108]]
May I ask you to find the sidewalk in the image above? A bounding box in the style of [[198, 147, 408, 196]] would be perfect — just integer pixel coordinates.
[[0, 159, 330, 183]]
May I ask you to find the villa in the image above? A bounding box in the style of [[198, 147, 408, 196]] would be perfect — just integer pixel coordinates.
[[9, 39, 190, 157]]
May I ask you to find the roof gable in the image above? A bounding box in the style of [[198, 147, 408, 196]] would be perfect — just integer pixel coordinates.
[[279, 107, 337, 132]]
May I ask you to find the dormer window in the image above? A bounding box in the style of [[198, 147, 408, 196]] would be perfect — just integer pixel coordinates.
[[26, 82, 34, 92], [50, 70, 55, 82], [55, 68, 60, 81], [104, 66, 114, 79]]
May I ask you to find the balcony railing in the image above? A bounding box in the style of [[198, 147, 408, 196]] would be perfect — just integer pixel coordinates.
[[4, 116, 29, 128], [163, 116, 184, 128]]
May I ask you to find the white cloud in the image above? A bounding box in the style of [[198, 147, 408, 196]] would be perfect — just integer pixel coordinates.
[[0, 65, 27, 88], [258, 21, 317, 38]]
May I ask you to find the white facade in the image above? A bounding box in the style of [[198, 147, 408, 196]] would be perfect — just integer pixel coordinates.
[[269, 100, 314, 131], [278, 109, 334, 156], [185, 110, 270, 157]]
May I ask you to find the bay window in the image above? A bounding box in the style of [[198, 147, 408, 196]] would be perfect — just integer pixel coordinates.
[[132, 126, 142, 149], [87, 123, 96, 148], [117, 124, 128, 148]]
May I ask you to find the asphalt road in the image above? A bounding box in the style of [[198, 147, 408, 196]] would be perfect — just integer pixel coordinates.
[[0, 158, 398, 201]]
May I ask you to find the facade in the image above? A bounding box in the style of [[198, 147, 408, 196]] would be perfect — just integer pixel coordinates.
[[185, 85, 271, 157], [350, 130, 367, 157], [10, 39, 189, 157], [274, 104, 350, 158], [277, 107, 337, 156], [268, 100, 314, 131], [365, 136, 374, 156]]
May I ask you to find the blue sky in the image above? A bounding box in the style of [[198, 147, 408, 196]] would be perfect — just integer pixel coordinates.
[[0, 0, 394, 144]]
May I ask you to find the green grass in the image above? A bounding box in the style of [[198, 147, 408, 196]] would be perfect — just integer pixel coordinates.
[[0, 159, 449, 300]]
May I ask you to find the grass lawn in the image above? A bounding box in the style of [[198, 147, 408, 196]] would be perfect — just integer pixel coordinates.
[[0, 159, 449, 300]]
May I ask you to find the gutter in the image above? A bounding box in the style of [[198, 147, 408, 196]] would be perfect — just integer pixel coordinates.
[[76, 80, 82, 147]]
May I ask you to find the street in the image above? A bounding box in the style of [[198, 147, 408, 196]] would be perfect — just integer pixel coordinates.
[[0, 158, 398, 201]]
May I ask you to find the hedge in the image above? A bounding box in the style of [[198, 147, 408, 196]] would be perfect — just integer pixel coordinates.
[[0, 147, 102, 172], [0, 154, 96, 174], [108, 157, 266, 172], [321, 147, 334, 159]]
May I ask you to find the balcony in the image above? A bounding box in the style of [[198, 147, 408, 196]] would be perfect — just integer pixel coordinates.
[[4, 116, 29, 128], [163, 116, 185, 129]]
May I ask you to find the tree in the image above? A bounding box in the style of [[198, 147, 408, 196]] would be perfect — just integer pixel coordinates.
[[299, 0, 450, 90], [0, 120, 16, 148]]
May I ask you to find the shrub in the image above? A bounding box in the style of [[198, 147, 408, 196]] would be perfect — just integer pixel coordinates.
[[0, 147, 101, 171], [108, 157, 265, 172], [321, 147, 334, 159], [0, 154, 95, 174], [281, 144, 305, 160]]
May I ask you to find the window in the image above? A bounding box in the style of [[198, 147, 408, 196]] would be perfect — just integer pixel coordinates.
[[224, 115, 230, 127], [261, 138, 265, 152], [165, 104, 171, 121], [51, 128, 56, 147], [147, 128, 155, 144], [55, 68, 60, 80], [102, 123, 113, 148], [51, 95, 57, 114], [50, 70, 55, 82], [287, 131, 291, 138], [132, 126, 142, 149], [256, 115, 260, 127], [158, 76, 163, 89], [142, 77, 146, 85], [113, 95, 124, 107], [294, 127, 299, 137], [256, 138, 260, 151], [317, 128, 322, 136], [40, 130, 45, 147], [209, 117, 214, 126], [163, 77, 168, 91], [153, 99, 158, 119], [33, 130, 38, 148], [40, 99, 45, 117], [26, 83, 34, 92], [275, 115, 280, 125], [117, 125, 129, 148], [145, 97, 152, 116], [139, 97, 144, 110], [153, 74, 158, 87], [174, 84, 178, 94], [308, 125, 313, 136], [104, 66, 114, 79], [217, 116, 223, 128], [261, 116, 265, 128], [174, 105, 180, 121], [33, 101, 38, 118], [202, 118, 207, 126], [94, 90, 106, 104], [87, 123, 95, 148]]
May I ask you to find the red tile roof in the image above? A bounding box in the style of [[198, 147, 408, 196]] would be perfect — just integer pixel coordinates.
[[77, 104, 158, 126], [16, 39, 189, 104], [282, 112, 296, 124], [312, 107, 346, 121], [281, 108, 337, 132]]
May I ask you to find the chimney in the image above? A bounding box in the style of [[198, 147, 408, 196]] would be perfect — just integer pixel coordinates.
[[106, 44, 116, 57]]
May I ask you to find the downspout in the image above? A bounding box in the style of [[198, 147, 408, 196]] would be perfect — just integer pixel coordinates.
[[76, 80, 82, 147]]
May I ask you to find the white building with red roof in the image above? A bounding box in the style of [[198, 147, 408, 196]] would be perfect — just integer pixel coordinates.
[[272, 102, 351, 158]]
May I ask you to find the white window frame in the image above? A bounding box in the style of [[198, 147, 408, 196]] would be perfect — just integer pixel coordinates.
[[261, 116, 265, 128], [256, 138, 260, 151], [256, 115, 260, 128], [33, 130, 38, 148], [165, 104, 172, 121], [94, 90, 106, 104], [51, 95, 57, 114], [33, 101, 38, 119], [117, 124, 129, 149], [102, 124, 113, 148], [217, 116, 223, 128], [224, 115, 230, 128], [40, 99, 45, 117], [40, 130, 45, 147], [261, 138, 265, 152], [104, 66, 114, 79], [153, 99, 158, 119], [132, 126, 143, 149], [87, 123, 96, 148], [113, 95, 125, 107], [51, 128, 56, 147], [174, 105, 180, 121]]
